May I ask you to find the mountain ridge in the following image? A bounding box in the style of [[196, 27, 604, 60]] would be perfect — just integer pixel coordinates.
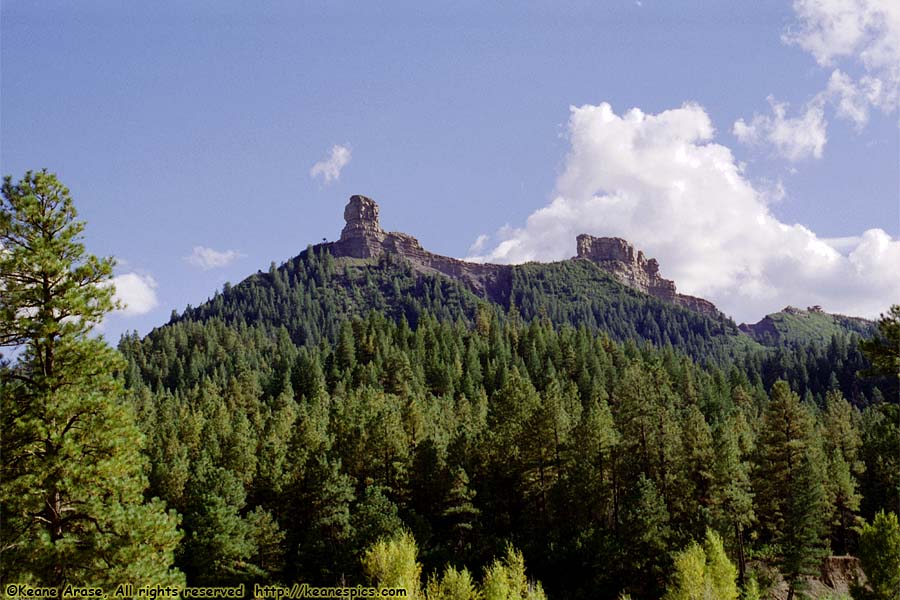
[[322, 194, 722, 318], [320, 195, 875, 339], [162, 194, 872, 369]]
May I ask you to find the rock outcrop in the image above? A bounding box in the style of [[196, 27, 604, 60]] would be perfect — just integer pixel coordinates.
[[328, 195, 510, 300], [574, 234, 720, 317], [325, 195, 720, 317], [337, 195, 386, 258]]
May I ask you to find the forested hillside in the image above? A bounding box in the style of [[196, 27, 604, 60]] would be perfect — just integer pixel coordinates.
[[4, 172, 898, 600], [161, 246, 888, 407], [119, 305, 899, 598], [170, 247, 761, 363], [116, 241, 896, 598]]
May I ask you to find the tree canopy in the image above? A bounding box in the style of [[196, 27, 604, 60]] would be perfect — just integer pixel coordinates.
[[0, 170, 183, 587]]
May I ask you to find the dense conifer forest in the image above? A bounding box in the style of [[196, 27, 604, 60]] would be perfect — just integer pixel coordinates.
[[3, 172, 899, 599]]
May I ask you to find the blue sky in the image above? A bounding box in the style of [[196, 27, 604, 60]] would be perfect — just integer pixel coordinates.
[[2, 0, 898, 340]]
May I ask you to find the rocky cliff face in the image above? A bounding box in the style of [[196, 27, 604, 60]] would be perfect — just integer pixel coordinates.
[[575, 234, 720, 317], [325, 195, 720, 317], [328, 195, 511, 300], [337, 195, 387, 258]]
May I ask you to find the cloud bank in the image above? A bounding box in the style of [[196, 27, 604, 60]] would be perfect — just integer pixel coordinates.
[[310, 144, 352, 185], [185, 246, 244, 270], [468, 102, 899, 323], [110, 272, 158, 316]]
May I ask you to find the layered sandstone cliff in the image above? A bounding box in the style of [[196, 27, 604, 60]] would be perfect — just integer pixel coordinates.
[[327, 195, 510, 300], [324, 195, 720, 317], [574, 234, 720, 317]]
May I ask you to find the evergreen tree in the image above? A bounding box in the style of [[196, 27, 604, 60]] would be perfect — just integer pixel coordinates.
[[441, 467, 480, 557], [709, 416, 754, 584], [858, 403, 900, 520], [352, 485, 405, 554], [0, 171, 183, 587], [294, 456, 356, 583], [778, 449, 828, 600], [755, 381, 828, 599], [859, 305, 899, 381], [619, 475, 671, 598], [852, 511, 900, 600]]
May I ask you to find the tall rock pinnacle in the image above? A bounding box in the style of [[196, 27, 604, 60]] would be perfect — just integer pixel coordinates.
[[337, 195, 386, 258]]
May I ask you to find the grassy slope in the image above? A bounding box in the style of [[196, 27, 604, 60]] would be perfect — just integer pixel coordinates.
[[743, 307, 875, 346]]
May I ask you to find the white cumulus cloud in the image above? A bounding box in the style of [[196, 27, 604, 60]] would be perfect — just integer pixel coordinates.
[[468, 102, 900, 323], [735, 0, 900, 158], [733, 96, 828, 161], [185, 246, 245, 270], [310, 144, 352, 185], [109, 273, 159, 316], [785, 0, 900, 112]]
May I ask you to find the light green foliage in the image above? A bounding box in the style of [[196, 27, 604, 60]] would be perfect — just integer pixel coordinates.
[[481, 546, 547, 600], [665, 542, 706, 600], [663, 529, 738, 600], [361, 530, 423, 600], [0, 171, 183, 587], [853, 511, 900, 600], [425, 565, 480, 600], [747, 308, 875, 346], [741, 575, 761, 600]]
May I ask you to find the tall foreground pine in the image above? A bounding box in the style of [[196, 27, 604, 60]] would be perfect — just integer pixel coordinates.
[[0, 171, 183, 587], [755, 381, 828, 600]]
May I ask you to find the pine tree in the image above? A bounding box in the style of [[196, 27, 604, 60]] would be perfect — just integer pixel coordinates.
[[779, 449, 828, 600], [677, 404, 715, 535], [859, 305, 899, 380], [709, 416, 754, 584], [858, 403, 900, 520], [0, 171, 183, 587], [620, 475, 672, 597], [352, 484, 405, 554], [853, 511, 900, 600], [294, 456, 356, 583], [755, 381, 828, 599], [441, 467, 480, 556], [819, 391, 863, 554]]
